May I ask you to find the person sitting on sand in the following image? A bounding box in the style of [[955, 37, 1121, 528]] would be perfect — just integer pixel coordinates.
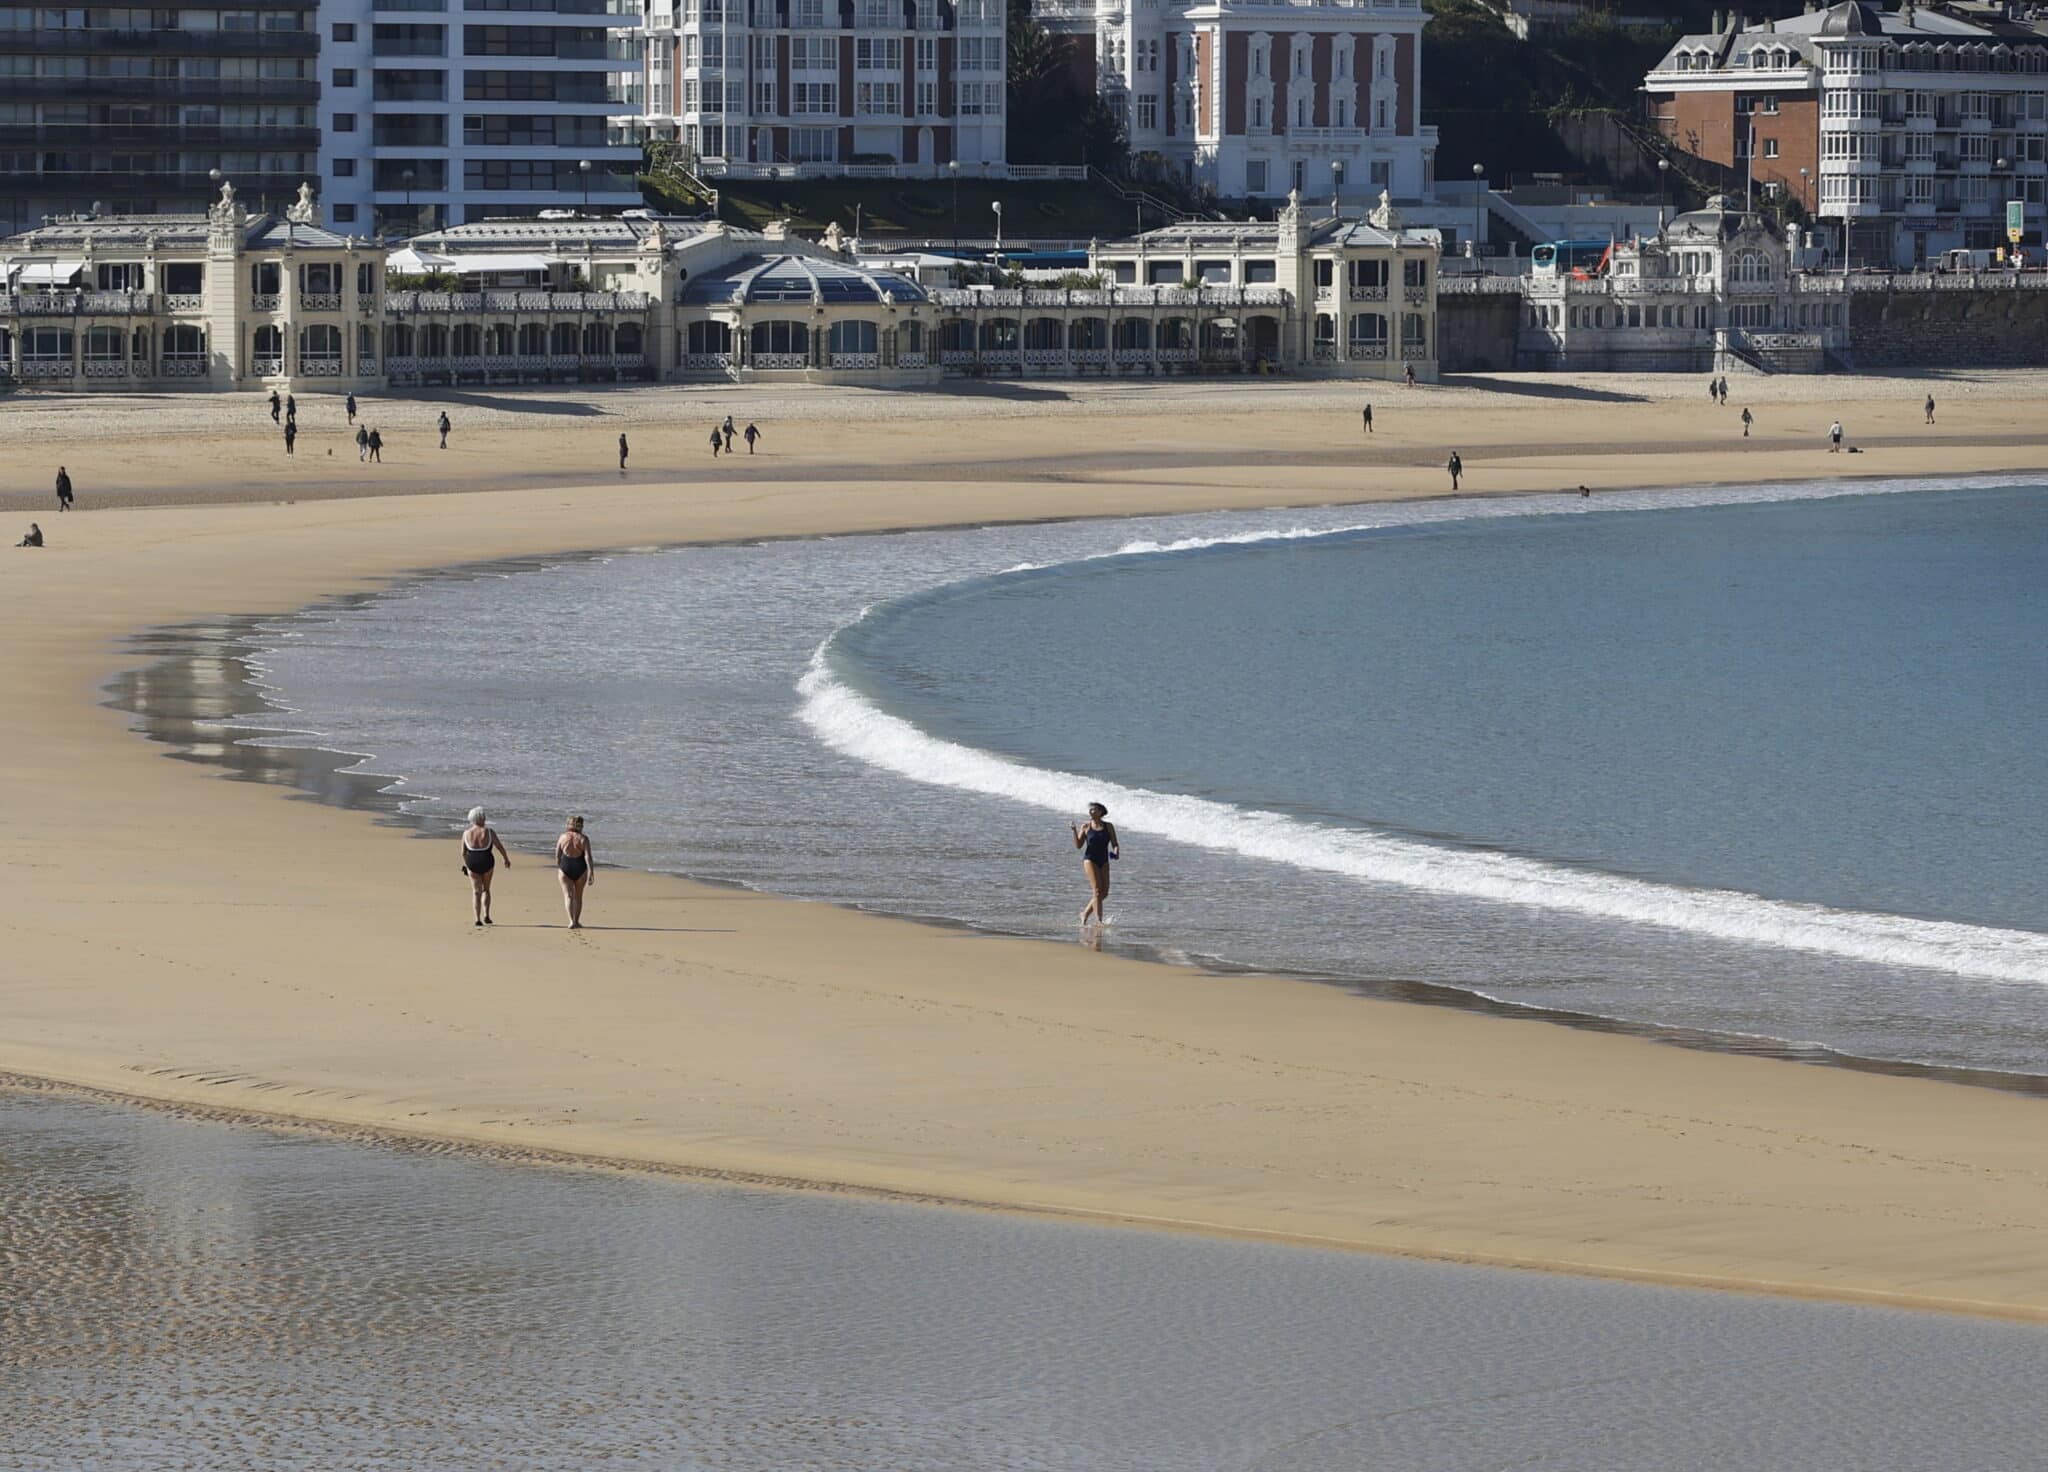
[[18, 522, 42, 547], [555, 815, 595, 930], [460, 807, 511, 927], [1071, 803, 1120, 927]]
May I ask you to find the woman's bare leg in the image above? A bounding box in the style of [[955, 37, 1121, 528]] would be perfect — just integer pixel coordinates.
[[568, 877, 586, 929], [470, 874, 486, 924], [479, 870, 495, 923], [1080, 861, 1101, 924]]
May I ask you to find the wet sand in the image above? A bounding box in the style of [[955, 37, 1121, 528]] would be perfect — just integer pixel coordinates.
[[4, 374, 2048, 1320]]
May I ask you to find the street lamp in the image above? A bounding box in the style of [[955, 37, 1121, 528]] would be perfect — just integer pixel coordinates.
[[1471, 162, 1485, 263], [1658, 157, 1671, 216], [1331, 158, 1345, 215], [991, 200, 1003, 266], [401, 167, 416, 231], [948, 159, 961, 279], [578, 158, 593, 216]]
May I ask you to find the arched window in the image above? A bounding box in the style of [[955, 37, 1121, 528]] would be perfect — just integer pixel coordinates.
[[452, 323, 482, 357], [979, 317, 1019, 352], [299, 323, 342, 362], [749, 319, 810, 357], [1731, 249, 1772, 284], [582, 322, 613, 356], [551, 321, 580, 356], [385, 322, 414, 357], [938, 318, 973, 352], [1023, 317, 1062, 350], [1347, 312, 1388, 357], [488, 323, 515, 355], [163, 324, 206, 361], [616, 322, 645, 358], [1069, 317, 1108, 351], [520, 322, 549, 357], [85, 325, 126, 362], [1158, 316, 1193, 351], [900, 320, 924, 352], [252, 324, 282, 367], [686, 320, 732, 356], [828, 319, 878, 355], [420, 322, 449, 357], [1114, 317, 1151, 351]]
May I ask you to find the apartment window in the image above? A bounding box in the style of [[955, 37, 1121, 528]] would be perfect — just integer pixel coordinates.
[[332, 21, 355, 39], [1762, 137, 1778, 158], [1292, 159, 1305, 192], [916, 37, 936, 71], [958, 80, 984, 114], [1962, 134, 1992, 161], [856, 80, 900, 115], [856, 37, 902, 70], [1370, 159, 1391, 189], [957, 36, 980, 70], [333, 112, 356, 131], [333, 157, 356, 176], [793, 0, 824, 23], [1250, 96, 1264, 129], [1377, 99, 1388, 129], [1136, 93, 1157, 130], [790, 125, 836, 161], [792, 81, 836, 114], [333, 67, 357, 87], [856, 0, 892, 24], [333, 203, 357, 223], [915, 79, 936, 115], [1245, 157, 1266, 192], [791, 36, 831, 69], [1295, 96, 1307, 127]]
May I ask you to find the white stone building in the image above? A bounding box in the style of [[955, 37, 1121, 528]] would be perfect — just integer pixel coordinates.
[[1037, 0, 1437, 204]]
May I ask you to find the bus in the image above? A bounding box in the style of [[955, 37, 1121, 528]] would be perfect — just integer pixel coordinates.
[[1531, 239, 1614, 276]]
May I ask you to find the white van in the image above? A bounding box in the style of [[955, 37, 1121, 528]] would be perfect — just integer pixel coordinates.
[[1938, 248, 1997, 272]]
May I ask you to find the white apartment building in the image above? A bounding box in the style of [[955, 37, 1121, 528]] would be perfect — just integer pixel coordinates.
[[636, 0, 1007, 175], [317, 0, 643, 234], [1647, 2, 2048, 269], [1039, 0, 1437, 203]]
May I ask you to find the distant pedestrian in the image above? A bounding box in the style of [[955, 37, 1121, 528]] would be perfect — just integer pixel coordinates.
[[1720, 377, 1730, 405], [367, 428, 383, 462], [356, 425, 370, 462], [284, 419, 297, 455], [1403, 363, 1417, 388], [722, 413, 736, 443], [18, 521, 42, 547], [709, 427, 723, 457], [346, 392, 358, 426], [1707, 376, 1717, 402], [1740, 406, 1753, 437], [618, 432, 629, 474], [743, 422, 760, 453], [285, 393, 296, 424], [1924, 393, 1935, 424], [269, 389, 282, 423], [54, 466, 73, 512], [1579, 484, 1591, 498], [1447, 451, 1463, 491], [1828, 420, 1844, 452], [1362, 403, 1374, 434], [438, 411, 451, 449]]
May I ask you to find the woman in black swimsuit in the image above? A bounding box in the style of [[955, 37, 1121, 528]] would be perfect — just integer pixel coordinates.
[[555, 815, 594, 930], [460, 806, 511, 926], [1070, 802, 1120, 927]]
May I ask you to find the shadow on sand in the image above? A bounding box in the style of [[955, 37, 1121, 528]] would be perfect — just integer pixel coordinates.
[[1441, 374, 1651, 404], [411, 389, 616, 417]]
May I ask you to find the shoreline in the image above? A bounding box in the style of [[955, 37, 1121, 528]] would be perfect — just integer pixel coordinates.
[[7, 376, 2048, 1322], [108, 502, 2048, 1101]]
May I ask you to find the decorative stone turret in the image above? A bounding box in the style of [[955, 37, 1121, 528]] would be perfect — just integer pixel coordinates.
[[1369, 188, 1403, 232]]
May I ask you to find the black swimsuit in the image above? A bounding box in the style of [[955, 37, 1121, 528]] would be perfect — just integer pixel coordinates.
[[558, 846, 588, 880], [463, 832, 496, 874], [1081, 825, 1113, 864]]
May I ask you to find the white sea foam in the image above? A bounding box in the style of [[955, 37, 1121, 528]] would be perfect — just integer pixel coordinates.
[[799, 475, 2048, 985]]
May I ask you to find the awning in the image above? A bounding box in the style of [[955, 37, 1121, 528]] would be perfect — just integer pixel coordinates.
[[13, 260, 85, 286], [444, 252, 553, 274], [385, 246, 457, 273]]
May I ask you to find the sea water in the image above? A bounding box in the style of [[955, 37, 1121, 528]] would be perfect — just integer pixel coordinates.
[[149, 478, 2048, 1078], [7, 1086, 2048, 1470]]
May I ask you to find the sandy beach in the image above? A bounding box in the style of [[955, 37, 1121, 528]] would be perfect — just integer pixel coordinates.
[[5, 370, 2048, 1322]]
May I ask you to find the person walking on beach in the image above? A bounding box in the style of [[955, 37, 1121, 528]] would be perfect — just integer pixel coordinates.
[[1362, 403, 1374, 434], [54, 466, 73, 512], [1740, 406, 1753, 438], [285, 393, 297, 425], [438, 411, 451, 450], [356, 425, 370, 462], [555, 815, 594, 930], [459, 807, 511, 927], [1924, 393, 1936, 424], [1403, 363, 1417, 388], [269, 389, 282, 423], [284, 418, 297, 456], [1706, 375, 1717, 403], [1829, 420, 1844, 453], [1071, 803, 1120, 927], [1447, 450, 1463, 490], [709, 426, 723, 458], [618, 432, 629, 474], [346, 392, 358, 426], [743, 422, 760, 454], [367, 428, 383, 463]]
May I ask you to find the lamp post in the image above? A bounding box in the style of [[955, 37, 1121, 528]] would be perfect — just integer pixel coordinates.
[[1658, 157, 1671, 216], [1471, 161, 1485, 264], [578, 158, 593, 216], [991, 200, 1003, 268], [401, 168, 416, 235], [948, 159, 961, 280]]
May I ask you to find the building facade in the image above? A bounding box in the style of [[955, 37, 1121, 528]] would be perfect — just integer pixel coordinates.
[[634, 0, 1008, 175], [0, 182, 383, 389], [1, 188, 1438, 387], [317, 0, 641, 234], [1510, 194, 1849, 371], [1037, 0, 1436, 204], [0, 0, 321, 234], [1645, 1, 2048, 269]]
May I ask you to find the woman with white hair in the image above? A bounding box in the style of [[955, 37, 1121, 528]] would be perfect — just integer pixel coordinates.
[[459, 807, 511, 926]]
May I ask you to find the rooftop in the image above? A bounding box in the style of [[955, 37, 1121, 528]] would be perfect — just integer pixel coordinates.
[[682, 252, 927, 305]]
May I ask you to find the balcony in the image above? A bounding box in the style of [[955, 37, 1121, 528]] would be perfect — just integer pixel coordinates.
[[0, 25, 318, 55], [0, 169, 307, 197], [9, 77, 324, 102], [0, 124, 320, 148]]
